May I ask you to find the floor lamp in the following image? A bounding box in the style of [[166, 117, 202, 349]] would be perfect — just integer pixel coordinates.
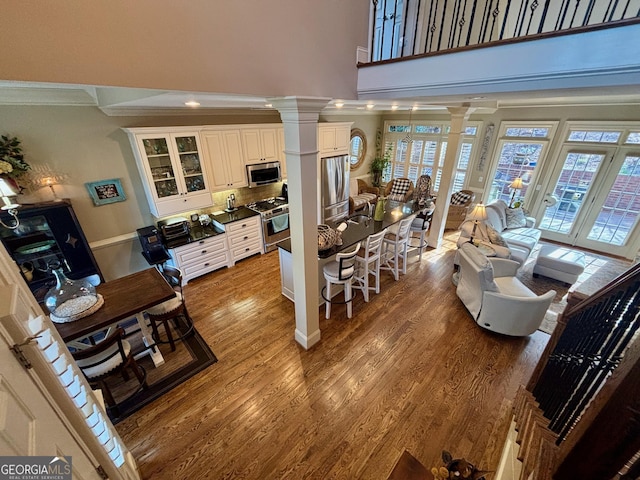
[[468, 203, 487, 244], [509, 177, 523, 207]]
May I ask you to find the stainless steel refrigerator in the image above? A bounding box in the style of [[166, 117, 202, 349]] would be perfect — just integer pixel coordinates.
[[321, 154, 350, 223]]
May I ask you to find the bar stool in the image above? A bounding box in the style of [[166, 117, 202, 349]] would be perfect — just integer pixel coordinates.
[[322, 242, 361, 319], [409, 207, 433, 261], [381, 215, 416, 280], [353, 229, 387, 302]]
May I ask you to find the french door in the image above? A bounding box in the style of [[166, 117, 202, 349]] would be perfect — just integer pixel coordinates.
[[539, 146, 640, 258]]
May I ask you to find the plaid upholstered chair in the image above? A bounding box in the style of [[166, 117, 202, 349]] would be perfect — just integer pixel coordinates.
[[445, 190, 476, 230], [384, 178, 414, 202]]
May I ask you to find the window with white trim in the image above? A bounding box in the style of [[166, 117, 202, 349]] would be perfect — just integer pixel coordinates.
[[381, 120, 480, 194], [487, 121, 558, 206]]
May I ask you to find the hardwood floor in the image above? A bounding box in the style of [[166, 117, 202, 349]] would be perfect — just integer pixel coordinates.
[[117, 237, 549, 479]]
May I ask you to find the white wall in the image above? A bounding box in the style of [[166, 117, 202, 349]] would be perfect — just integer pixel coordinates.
[[0, 0, 370, 101]]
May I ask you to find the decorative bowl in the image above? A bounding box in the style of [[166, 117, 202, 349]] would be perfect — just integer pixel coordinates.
[[318, 224, 337, 251]]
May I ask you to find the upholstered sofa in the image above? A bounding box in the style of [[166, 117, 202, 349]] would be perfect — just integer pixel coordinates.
[[457, 199, 542, 266], [349, 178, 379, 214], [455, 243, 555, 336]]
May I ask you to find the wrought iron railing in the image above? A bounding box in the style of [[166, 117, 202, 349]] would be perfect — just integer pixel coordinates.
[[370, 0, 640, 62], [529, 262, 640, 444]]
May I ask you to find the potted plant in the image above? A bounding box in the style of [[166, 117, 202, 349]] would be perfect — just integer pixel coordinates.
[[431, 450, 492, 480], [0, 135, 31, 192], [369, 130, 391, 187]]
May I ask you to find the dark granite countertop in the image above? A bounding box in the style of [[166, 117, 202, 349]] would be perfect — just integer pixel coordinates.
[[278, 199, 419, 259], [210, 206, 260, 225], [161, 206, 260, 249], [164, 223, 224, 249]]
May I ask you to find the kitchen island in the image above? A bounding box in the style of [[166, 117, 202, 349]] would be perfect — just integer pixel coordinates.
[[277, 199, 420, 305]]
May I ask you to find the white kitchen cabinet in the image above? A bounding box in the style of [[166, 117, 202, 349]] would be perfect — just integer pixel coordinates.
[[242, 126, 280, 164], [201, 129, 248, 192], [168, 234, 229, 284], [224, 216, 263, 266], [127, 129, 212, 217], [278, 127, 287, 179], [318, 123, 351, 156]]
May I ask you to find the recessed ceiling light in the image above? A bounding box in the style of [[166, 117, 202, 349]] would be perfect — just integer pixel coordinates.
[[264, 103, 273, 108], [366, 104, 375, 109], [470, 96, 486, 100], [334, 102, 344, 108], [411, 105, 418, 111], [185, 101, 200, 107], [391, 105, 399, 110]]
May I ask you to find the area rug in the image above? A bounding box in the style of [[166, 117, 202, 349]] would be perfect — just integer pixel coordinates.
[[105, 320, 217, 424], [516, 243, 634, 335]]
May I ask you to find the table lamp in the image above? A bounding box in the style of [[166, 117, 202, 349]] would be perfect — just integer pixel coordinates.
[[0, 177, 20, 229], [468, 203, 487, 244], [28, 164, 68, 201], [509, 177, 524, 207]]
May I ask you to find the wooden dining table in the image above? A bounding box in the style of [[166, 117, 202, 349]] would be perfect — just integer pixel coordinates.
[[52, 267, 176, 367]]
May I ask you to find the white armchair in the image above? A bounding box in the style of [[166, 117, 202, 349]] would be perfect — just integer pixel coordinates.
[[455, 243, 556, 337]]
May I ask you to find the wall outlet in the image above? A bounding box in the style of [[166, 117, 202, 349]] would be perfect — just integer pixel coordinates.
[[478, 176, 483, 182]]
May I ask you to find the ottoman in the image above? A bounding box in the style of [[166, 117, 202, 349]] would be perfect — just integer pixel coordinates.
[[533, 244, 586, 286]]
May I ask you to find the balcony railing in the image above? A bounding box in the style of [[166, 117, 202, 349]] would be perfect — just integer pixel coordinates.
[[370, 0, 640, 62]]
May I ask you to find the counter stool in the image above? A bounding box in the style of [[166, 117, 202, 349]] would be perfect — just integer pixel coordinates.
[[381, 215, 416, 280], [353, 229, 387, 302], [322, 242, 361, 319], [409, 207, 433, 261], [145, 266, 194, 351]]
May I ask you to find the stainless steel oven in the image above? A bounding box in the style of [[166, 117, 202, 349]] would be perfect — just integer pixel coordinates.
[[247, 198, 290, 252]]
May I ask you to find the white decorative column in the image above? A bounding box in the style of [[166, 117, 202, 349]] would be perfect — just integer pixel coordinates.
[[428, 106, 473, 248], [271, 97, 330, 349]]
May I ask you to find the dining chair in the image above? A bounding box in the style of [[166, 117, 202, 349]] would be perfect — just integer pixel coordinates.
[[381, 214, 416, 280], [71, 327, 147, 415], [322, 242, 361, 319], [145, 265, 194, 351], [353, 229, 387, 302]]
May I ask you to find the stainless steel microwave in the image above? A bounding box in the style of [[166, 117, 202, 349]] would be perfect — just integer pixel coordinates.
[[246, 161, 282, 188]]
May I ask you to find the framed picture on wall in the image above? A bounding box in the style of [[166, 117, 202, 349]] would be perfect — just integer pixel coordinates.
[[85, 178, 127, 206]]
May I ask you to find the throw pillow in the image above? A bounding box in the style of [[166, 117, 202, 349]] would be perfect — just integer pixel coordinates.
[[486, 224, 509, 247], [451, 191, 472, 205], [389, 178, 411, 201], [505, 207, 527, 229]]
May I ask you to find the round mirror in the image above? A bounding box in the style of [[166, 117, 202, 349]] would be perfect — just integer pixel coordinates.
[[349, 128, 367, 170]]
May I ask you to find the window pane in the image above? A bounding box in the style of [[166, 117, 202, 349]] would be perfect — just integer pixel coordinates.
[[505, 127, 550, 137], [540, 152, 605, 234], [414, 125, 442, 134], [586, 155, 640, 246], [567, 130, 621, 143], [409, 140, 424, 165], [488, 142, 542, 203], [625, 132, 640, 144]]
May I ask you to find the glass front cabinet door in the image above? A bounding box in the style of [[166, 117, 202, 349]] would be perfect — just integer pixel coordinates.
[[129, 130, 212, 217]]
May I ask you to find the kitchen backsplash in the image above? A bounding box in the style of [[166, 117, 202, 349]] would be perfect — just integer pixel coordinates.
[[157, 181, 285, 223]]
